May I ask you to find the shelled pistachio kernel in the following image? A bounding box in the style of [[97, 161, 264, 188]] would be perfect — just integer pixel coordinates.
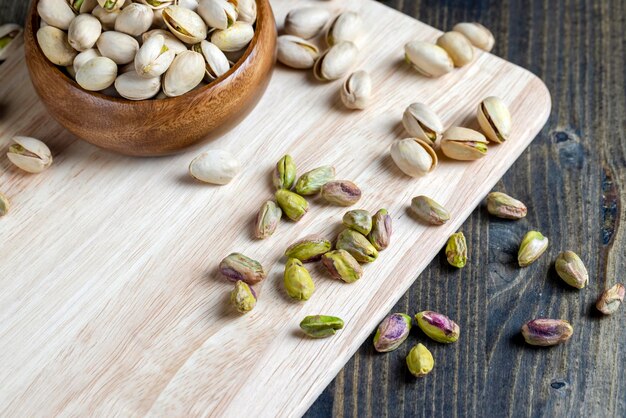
[[321, 249, 363, 283], [0, 192, 9, 217], [342, 209, 372, 235], [554, 251, 588, 289], [486, 192, 527, 220], [284, 258, 315, 301], [284, 235, 332, 262], [321, 180, 362, 206], [272, 154, 297, 190], [521, 318, 573, 346], [336, 229, 378, 263], [300, 315, 344, 338], [390, 138, 438, 177], [368, 209, 392, 251], [477, 96, 512, 143], [230, 280, 257, 313], [373, 313, 412, 352], [406, 343, 434, 377], [402, 102, 444, 145], [275, 189, 308, 221], [294, 165, 335, 195], [219, 253, 266, 284], [596, 283, 625, 315], [254, 200, 282, 239], [415, 311, 460, 343], [441, 127, 488, 161], [518, 231, 548, 267], [410, 196, 450, 225], [445, 232, 467, 268]]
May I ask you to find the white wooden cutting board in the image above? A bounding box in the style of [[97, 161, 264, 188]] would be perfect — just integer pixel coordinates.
[[0, 0, 550, 416]]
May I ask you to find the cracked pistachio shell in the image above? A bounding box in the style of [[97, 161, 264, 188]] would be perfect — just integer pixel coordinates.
[[97, 0, 125, 12], [342, 210, 372, 235], [284, 7, 330, 40], [38, 0, 76, 31], [0, 192, 9, 216], [452, 22, 495, 52], [277, 35, 319, 69], [255, 200, 282, 239], [555, 251, 588, 289], [373, 313, 412, 352], [143, 29, 188, 54], [7, 136, 53, 174], [445, 232, 467, 268], [114, 71, 161, 100], [341, 70, 372, 110], [416, 311, 460, 343], [369, 209, 392, 251], [411, 196, 450, 225], [115, 3, 153, 36], [219, 253, 266, 284], [405, 40, 453, 77], [68, 14, 101, 52], [189, 149, 241, 184], [336, 229, 378, 263], [284, 258, 315, 301], [596, 284, 625, 315], [163, 50, 205, 96], [192, 40, 230, 80], [230, 280, 256, 314], [406, 343, 434, 377], [477, 96, 512, 143], [272, 154, 297, 190], [321, 249, 363, 283], [390, 138, 437, 177], [521, 319, 573, 346], [37, 26, 77, 66], [284, 235, 332, 263], [68, 0, 98, 13], [300, 315, 344, 338], [163, 5, 208, 44], [76, 56, 117, 91], [518, 231, 548, 267], [91, 6, 120, 31], [321, 180, 362, 206], [96, 31, 139, 65], [436, 31, 474, 67], [231, 0, 256, 24], [211, 21, 254, 52], [198, 0, 237, 30], [139, 0, 173, 10], [486, 192, 527, 220], [326, 11, 361, 46], [402, 102, 443, 145], [0, 24, 23, 61], [441, 127, 488, 161], [275, 189, 308, 221], [135, 35, 175, 78], [294, 165, 335, 195], [313, 41, 358, 81], [73, 48, 100, 73]]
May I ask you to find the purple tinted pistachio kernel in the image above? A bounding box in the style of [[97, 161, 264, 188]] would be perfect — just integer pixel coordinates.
[[415, 311, 460, 343], [373, 313, 412, 352]]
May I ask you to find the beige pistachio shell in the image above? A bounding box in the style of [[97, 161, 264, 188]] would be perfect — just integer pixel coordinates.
[[340, 70, 372, 110], [405, 40, 453, 77], [276, 34, 319, 69], [402, 102, 444, 144], [313, 41, 358, 81], [97, 0, 125, 12], [390, 138, 438, 177], [0, 24, 23, 61], [436, 31, 474, 67], [37, 0, 76, 31], [73, 48, 100, 73], [143, 29, 188, 54], [163, 5, 208, 44], [192, 40, 230, 80], [91, 6, 120, 31], [135, 34, 175, 78], [211, 21, 254, 52], [477, 96, 512, 143], [441, 127, 488, 160], [37, 26, 77, 66], [326, 11, 361, 46], [114, 71, 161, 100], [7, 136, 53, 174], [452, 22, 495, 52], [69, 0, 98, 13], [67, 14, 101, 52], [163, 50, 205, 97], [76, 56, 118, 91], [139, 0, 173, 10], [197, 0, 237, 30], [178, 0, 198, 10], [284, 7, 330, 39], [115, 3, 154, 36], [232, 0, 256, 24], [96, 31, 139, 65], [189, 149, 241, 184]]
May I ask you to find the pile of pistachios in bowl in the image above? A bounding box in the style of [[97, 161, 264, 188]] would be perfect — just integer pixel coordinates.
[[35, 0, 256, 99]]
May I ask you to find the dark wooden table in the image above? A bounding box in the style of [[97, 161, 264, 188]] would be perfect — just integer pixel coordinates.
[[2, 1, 624, 417]]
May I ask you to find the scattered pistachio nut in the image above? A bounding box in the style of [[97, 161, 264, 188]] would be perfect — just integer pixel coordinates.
[[555, 251, 588, 289], [275, 189, 309, 221], [521, 318, 573, 346], [96, 31, 139, 65], [518, 231, 548, 267], [197, 0, 237, 31], [255, 200, 282, 240], [390, 138, 438, 177], [477, 96, 512, 143], [441, 127, 488, 160], [300, 315, 344, 338], [37, 26, 77, 66], [373, 313, 412, 352], [340, 70, 372, 110], [368, 209, 392, 251], [326, 11, 361, 46], [162, 5, 208, 44], [230, 280, 257, 314], [486, 192, 527, 220], [321, 249, 363, 283], [211, 21, 254, 52], [446, 232, 467, 268], [321, 180, 362, 206], [37, 0, 76, 31], [0, 24, 22, 61], [410, 196, 450, 225], [596, 283, 625, 315], [402, 102, 444, 145], [193, 40, 231, 80], [336, 229, 378, 263], [406, 343, 434, 377], [452, 22, 495, 52], [342, 209, 372, 235], [436, 31, 474, 67], [219, 252, 266, 284], [273, 154, 297, 190], [163, 50, 206, 96], [294, 165, 335, 196], [313, 41, 358, 81], [277, 35, 319, 69], [404, 40, 453, 77], [115, 3, 153, 37], [284, 258, 315, 301], [284, 7, 330, 39], [189, 149, 241, 184], [284, 235, 332, 262], [0, 192, 9, 217], [7, 136, 53, 174], [114, 71, 161, 100], [415, 311, 460, 343]]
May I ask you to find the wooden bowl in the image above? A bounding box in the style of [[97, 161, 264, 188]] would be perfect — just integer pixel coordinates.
[[23, 0, 277, 156]]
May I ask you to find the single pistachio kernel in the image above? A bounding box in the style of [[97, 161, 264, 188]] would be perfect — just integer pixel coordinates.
[[321, 249, 363, 283], [406, 343, 434, 378], [294, 165, 336, 196], [0, 192, 9, 217], [336, 229, 378, 263], [596, 283, 625, 315], [368, 209, 392, 251], [410, 196, 450, 225], [415, 311, 460, 343], [373, 313, 412, 352], [284, 258, 315, 301], [518, 231, 549, 267], [486, 192, 527, 220], [445, 232, 467, 268], [219, 253, 267, 284], [321, 180, 362, 206], [275, 189, 309, 221], [273, 154, 297, 190], [300, 315, 344, 338], [254, 200, 282, 239], [521, 318, 573, 346], [554, 251, 589, 289], [230, 280, 257, 314], [284, 235, 332, 262], [342, 209, 373, 235]]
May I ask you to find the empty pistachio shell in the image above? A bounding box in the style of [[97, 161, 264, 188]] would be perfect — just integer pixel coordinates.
[[231, 0, 256, 24], [284, 258, 315, 301], [73, 48, 100, 73], [189, 149, 241, 184], [0, 24, 22, 61], [452, 22, 495, 52], [342, 209, 372, 235], [326, 11, 361, 46], [272, 154, 297, 190], [486, 192, 527, 219], [230, 280, 256, 314], [284, 7, 330, 40], [410, 196, 450, 225], [192, 40, 230, 80], [211, 21, 254, 52], [436, 31, 474, 67], [415, 311, 460, 343], [143, 29, 187, 54], [518, 231, 548, 267], [7, 136, 53, 174], [198, 0, 237, 30], [275, 189, 308, 221], [255, 200, 282, 239], [313, 41, 358, 81], [477, 96, 512, 143], [521, 319, 573, 346], [284, 235, 332, 263], [163, 5, 208, 44], [91, 6, 120, 31], [336, 229, 378, 263], [390, 138, 437, 177], [405, 40, 453, 77], [277, 35, 319, 69], [402, 102, 443, 144], [163, 50, 205, 97], [69, 0, 98, 13], [294, 165, 335, 195], [555, 251, 588, 289], [441, 127, 488, 160], [340, 70, 372, 110], [76, 56, 117, 91], [368, 209, 392, 251], [134, 35, 175, 78], [373, 313, 412, 352], [96, 31, 139, 65], [37, 0, 76, 31], [321, 180, 362, 206], [219, 252, 266, 284], [596, 284, 625, 315], [114, 71, 161, 100], [321, 249, 363, 283], [97, 0, 125, 12], [139, 0, 173, 10], [67, 14, 101, 52], [0, 192, 9, 217], [37, 26, 77, 66], [300, 315, 344, 338], [406, 343, 434, 377], [115, 3, 153, 36], [445, 232, 467, 268]]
